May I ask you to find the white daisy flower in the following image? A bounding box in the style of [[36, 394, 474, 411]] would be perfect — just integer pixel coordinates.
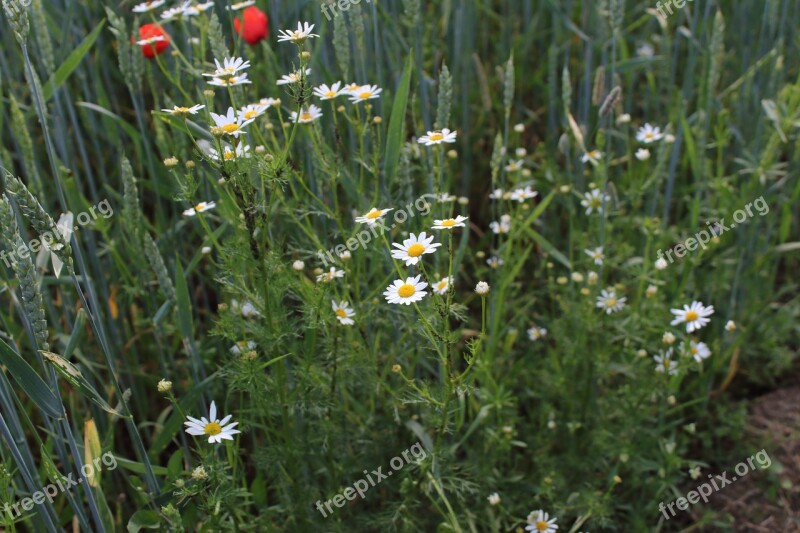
[[635, 148, 651, 161], [183, 2, 214, 16], [348, 84, 382, 103], [238, 104, 266, 121], [581, 189, 610, 215], [292, 260, 305, 271], [509, 186, 538, 202], [432, 215, 468, 230], [655, 257, 669, 270], [383, 275, 428, 305], [432, 276, 453, 295], [670, 301, 715, 333], [662, 331, 676, 345], [277, 21, 320, 43], [207, 73, 252, 87], [637, 43, 655, 58], [585, 246, 604, 265], [230, 341, 256, 355], [257, 97, 280, 109], [317, 267, 345, 283], [418, 128, 458, 146], [636, 123, 664, 144], [226, 0, 255, 10], [132, 0, 166, 13], [487, 493, 501, 506], [527, 326, 547, 341], [596, 288, 627, 314], [332, 301, 355, 325], [230, 299, 260, 318], [290, 105, 323, 124], [391, 232, 441, 266], [617, 113, 631, 124], [161, 2, 190, 20], [210, 107, 254, 137], [436, 193, 456, 203], [277, 69, 312, 86], [489, 214, 512, 234], [505, 160, 524, 172], [313, 82, 344, 100], [725, 320, 736, 332], [203, 57, 251, 79], [355, 207, 393, 226], [581, 149, 603, 165], [489, 188, 505, 200], [474, 281, 490, 295], [654, 350, 678, 375], [486, 256, 503, 269], [209, 144, 250, 162], [338, 250, 351, 261], [184, 401, 241, 444], [683, 340, 711, 362], [161, 104, 205, 116], [525, 509, 558, 533], [136, 35, 167, 47], [183, 201, 216, 216]]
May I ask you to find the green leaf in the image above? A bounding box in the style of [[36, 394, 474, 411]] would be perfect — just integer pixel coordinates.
[[41, 351, 123, 416], [0, 339, 62, 418], [116, 456, 169, 477], [174, 259, 194, 340], [63, 308, 86, 360], [383, 51, 414, 183], [522, 227, 571, 269], [76, 102, 143, 144], [42, 20, 106, 101], [127, 510, 161, 532]]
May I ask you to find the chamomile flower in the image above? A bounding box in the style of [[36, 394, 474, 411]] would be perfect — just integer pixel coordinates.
[[596, 289, 627, 314], [581, 149, 603, 165], [585, 246, 604, 265], [418, 129, 458, 146], [230, 341, 256, 355], [210, 107, 254, 137], [136, 34, 167, 47], [383, 275, 428, 305], [277, 69, 312, 86], [670, 301, 715, 333], [432, 215, 468, 230], [207, 73, 252, 87], [230, 299, 260, 318], [475, 281, 490, 295], [489, 214, 512, 234], [725, 320, 736, 332], [505, 160, 524, 172], [161, 104, 205, 116], [486, 256, 503, 269], [527, 326, 547, 341], [432, 276, 453, 295], [183, 2, 215, 16], [509, 186, 538, 202], [487, 493, 501, 506], [343, 82, 362, 93], [183, 201, 216, 216], [581, 189, 610, 215], [203, 57, 251, 79], [655, 257, 669, 270], [226, 0, 255, 10], [313, 82, 345, 100], [391, 232, 441, 266], [161, 2, 190, 21], [525, 510, 558, 533], [209, 144, 251, 161], [683, 340, 711, 362], [277, 21, 320, 43], [348, 84, 383, 103], [636, 123, 664, 143], [635, 148, 651, 161], [256, 97, 280, 109], [436, 193, 456, 203], [654, 350, 678, 375], [184, 401, 241, 444], [132, 0, 166, 13], [238, 104, 266, 121], [489, 188, 505, 200], [317, 268, 345, 283], [355, 207, 393, 226], [332, 301, 355, 325], [290, 105, 323, 124]]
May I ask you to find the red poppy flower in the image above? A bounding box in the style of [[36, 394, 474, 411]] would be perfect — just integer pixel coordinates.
[[233, 6, 269, 45], [136, 24, 170, 59]]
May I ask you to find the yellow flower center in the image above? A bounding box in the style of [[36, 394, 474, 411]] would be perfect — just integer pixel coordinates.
[[397, 284, 416, 298], [358, 91, 373, 99], [645, 133, 654, 139], [366, 210, 382, 219], [195, 204, 206, 211], [691, 346, 698, 354], [222, 123, 239, 133], [607, 298, 617, 307], [536, 521, 549, 532], [685, 310, 699, 321], [325, 91, 336, 98], [440, 219, 456, 227], [177, 107, 189, 113], [300, 113, 313, 121], [591, 198, 602, 207], [244, 110, 258, 119], [428, 132, 444, 142], [437, 281, 447, 290], [406, 243, 425, 257], [335, 308, 347, 318], [223, 151, 235, 160], [204, 422, 222, 436]]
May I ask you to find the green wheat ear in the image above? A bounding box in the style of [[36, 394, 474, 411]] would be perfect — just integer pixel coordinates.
[[1, 0, 29, 45], [3, 173, 72, 268]]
